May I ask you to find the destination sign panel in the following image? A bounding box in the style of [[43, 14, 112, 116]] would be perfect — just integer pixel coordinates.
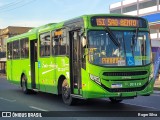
[[96, 18, 137, 27], [91, 17, 147, 28]]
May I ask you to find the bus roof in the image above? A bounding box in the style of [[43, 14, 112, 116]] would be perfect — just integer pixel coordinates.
[[7, 14, 147, 43]]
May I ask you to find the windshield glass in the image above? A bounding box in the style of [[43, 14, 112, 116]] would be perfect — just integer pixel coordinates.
[[88, 30, 151, 66]]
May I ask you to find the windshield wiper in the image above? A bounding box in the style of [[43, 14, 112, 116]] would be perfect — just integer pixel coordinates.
[[104, 27, 120, 47], [135, 27, 139, 45], [131, 27, 139, 55], [132, 27, 139, 50]]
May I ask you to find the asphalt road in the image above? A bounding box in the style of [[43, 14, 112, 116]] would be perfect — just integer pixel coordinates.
[[0, 77, 160, 120]]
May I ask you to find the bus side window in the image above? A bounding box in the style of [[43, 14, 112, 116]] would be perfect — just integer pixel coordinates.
[[45, 45, 50, 56], [52, 37, 55, 55], [40, 32, 51, 57], [40, 45, 45, 57], [59, 38, 66, 55], [20, 38, 29, 58], [7, 42, 13, 59], [25, 39, 29, 58], [52, 29, 66, 55], [13, 40, 20, 59], [53, 37, 59, 55]]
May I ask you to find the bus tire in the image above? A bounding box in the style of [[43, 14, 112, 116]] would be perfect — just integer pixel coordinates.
[[109, 97, 123, 103], [62, 79, 76, 105], [21, 75, 29, 94]]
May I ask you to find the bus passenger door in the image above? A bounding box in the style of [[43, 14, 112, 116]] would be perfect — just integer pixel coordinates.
[[70, 31, 82, 95], [30, 40, 38, 89]]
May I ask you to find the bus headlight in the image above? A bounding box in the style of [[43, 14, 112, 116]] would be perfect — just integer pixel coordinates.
[[90, 74, 101, 85], [149, 64, 154, 82], [149, 73, 153, 82]]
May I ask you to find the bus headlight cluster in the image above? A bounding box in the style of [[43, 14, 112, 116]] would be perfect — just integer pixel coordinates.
[[149, 64, 154, 82], [149, 73, 153, 82], [90, 74, 101, 85]]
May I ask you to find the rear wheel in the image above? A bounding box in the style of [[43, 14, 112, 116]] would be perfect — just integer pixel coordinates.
[[62, 79, 76, 105], [109, 97, 123, 103], [21, 75, 29, 94]]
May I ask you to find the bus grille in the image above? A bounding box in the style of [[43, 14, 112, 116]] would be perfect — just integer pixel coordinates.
[[109, 87, 145, 92], [103, 71, 147, 76], [102, 82, 148, 92]]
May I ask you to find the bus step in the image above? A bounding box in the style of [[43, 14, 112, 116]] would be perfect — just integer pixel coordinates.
[[71, 94, 85, 99], [33, 89, 39, 92]]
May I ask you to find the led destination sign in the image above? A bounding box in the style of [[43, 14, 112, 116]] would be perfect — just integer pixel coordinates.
[[96, 18, 137, 27], [91, 17, 147, 27]]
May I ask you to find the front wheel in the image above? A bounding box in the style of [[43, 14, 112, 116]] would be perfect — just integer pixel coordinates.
[[109, 97, 123, 103], [62, 79, 76, 105], [21, 75, 29, 94]]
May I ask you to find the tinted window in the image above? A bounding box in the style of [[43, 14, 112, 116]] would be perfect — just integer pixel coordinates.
[[20, 38, 29, 58], [52, 29, 67, 55], [13, 40, 20, 59], [7, 42, 12, 59], [40, 32, 51, 57]]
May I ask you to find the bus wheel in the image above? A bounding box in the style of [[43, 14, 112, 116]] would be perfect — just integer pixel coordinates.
[[62, 79, 75, 105], [21, 75, 29, 94], [109, 97, 123, 103]]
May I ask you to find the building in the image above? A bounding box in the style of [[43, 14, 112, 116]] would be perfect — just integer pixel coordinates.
[[109, 0, 160, 52], [0, 26, 32, 56]]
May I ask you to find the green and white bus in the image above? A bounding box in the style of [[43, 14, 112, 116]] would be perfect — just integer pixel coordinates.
[[7, 14, 154, 105]]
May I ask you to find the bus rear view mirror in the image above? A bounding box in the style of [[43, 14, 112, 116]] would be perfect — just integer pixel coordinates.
[[81, 36, 86, 48], [73, 32, 78, 40]]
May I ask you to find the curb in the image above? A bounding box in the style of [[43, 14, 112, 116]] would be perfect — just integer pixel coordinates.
[[154, 87, 160, 91], [0, 75, 6, 78], [154, 90, 160, 94]]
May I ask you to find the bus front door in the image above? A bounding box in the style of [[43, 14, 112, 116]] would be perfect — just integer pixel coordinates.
[[70, 31, 82, 95], [30, 40, 38, 89]]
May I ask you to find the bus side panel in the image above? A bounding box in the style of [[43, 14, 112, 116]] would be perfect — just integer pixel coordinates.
[[6, 60, 12, 81], [54, 56, 70, 94], [23, 59, 31, 89], [45, 57, 57, 94], [38, 56, 70, 94], [9, 60, 21, 85], [37, 58, 46, 92], [38, 57, 56, 93], [8, 59, 31, 88]]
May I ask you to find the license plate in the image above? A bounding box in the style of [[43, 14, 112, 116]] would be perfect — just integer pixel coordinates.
[[111, 84, 122, 88]]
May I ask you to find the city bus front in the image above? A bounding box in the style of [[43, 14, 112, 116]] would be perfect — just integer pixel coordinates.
[[82, 16, 154, 102]]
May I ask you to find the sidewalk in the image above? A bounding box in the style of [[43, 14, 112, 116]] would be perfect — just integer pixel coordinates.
[[154, 77, 160, 91], [0, 74, 6, 78]]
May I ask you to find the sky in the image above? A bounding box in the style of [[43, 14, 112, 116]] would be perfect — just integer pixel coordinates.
[[0, 0, 121, 28]]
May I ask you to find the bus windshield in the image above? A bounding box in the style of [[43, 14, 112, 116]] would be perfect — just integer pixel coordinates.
[[88, 30, 151, 66]]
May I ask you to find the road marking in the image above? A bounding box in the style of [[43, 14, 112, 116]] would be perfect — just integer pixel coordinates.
[[29, 106, 48, 111], [106, 99, 160, 110], [122, 102, 160, 110], [0, 97, 16, 102]]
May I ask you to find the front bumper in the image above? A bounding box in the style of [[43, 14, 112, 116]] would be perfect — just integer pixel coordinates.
[[82, 77, 154, 99]]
